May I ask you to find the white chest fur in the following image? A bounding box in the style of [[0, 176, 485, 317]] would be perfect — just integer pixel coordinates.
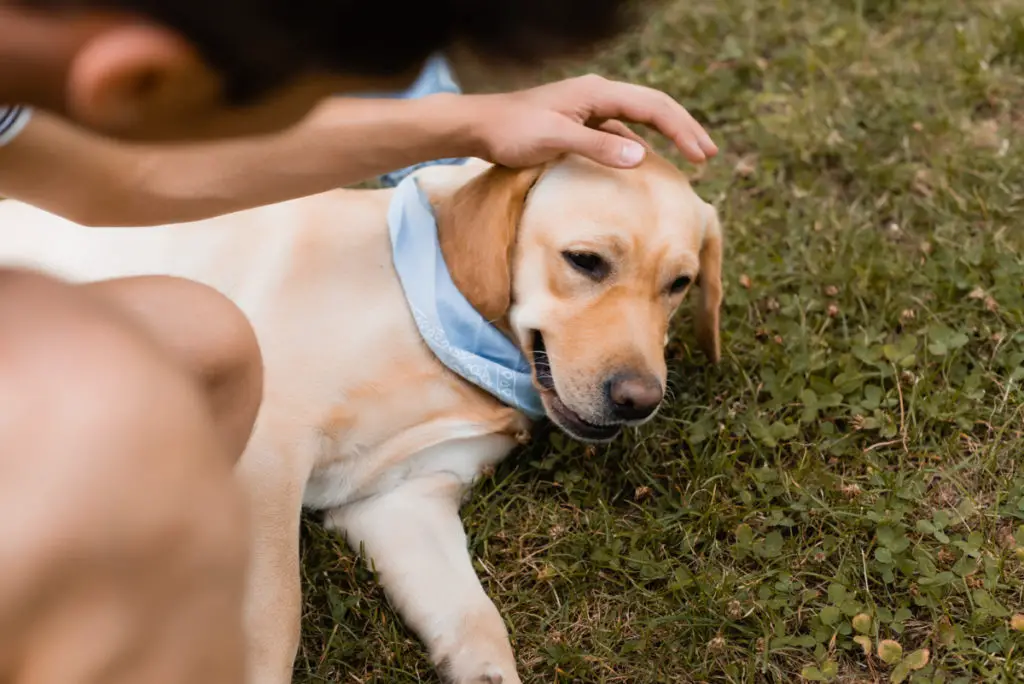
[[303, 430, 517, 510]]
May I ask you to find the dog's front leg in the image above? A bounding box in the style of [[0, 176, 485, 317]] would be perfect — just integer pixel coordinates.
[[236, 437, 312, 684], [324, 474, 520, 684]]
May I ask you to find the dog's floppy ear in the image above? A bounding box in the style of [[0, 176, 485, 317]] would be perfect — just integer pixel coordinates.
[[695, 201, 723, 363], [434, 164, 546, 326]]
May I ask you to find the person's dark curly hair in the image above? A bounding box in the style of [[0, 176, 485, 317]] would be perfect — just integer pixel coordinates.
[[21, 0, 654, 104]]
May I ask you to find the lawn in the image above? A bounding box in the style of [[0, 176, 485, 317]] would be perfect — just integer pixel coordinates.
[[294, 0, 1024, 681]]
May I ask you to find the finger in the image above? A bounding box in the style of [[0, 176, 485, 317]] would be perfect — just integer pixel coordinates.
[[594, 119, 650, 148], [574, 75, 718, 162], [550, 117, 647, 168]]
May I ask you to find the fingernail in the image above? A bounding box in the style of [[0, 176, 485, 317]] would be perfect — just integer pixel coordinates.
[[620, 141, 645, 165]]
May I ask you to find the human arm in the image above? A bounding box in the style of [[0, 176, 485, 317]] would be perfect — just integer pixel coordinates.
[[0, 75, 718, 227], [0, 97, 478, 226]]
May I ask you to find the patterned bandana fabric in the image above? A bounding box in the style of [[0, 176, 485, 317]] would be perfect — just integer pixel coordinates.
[[387, 174, 546, 419]]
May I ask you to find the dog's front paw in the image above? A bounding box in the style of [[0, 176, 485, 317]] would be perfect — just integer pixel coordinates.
[[437, 655, 520, 684]]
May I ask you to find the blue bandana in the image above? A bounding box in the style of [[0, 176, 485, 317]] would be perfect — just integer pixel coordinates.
[[387, 175, 545, 418]]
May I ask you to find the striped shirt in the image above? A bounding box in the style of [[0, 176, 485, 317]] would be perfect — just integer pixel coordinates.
[[0, 105, 32, 146]]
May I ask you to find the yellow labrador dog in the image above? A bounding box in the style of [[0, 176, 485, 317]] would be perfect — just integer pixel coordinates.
[[0, 152, 722, 684]]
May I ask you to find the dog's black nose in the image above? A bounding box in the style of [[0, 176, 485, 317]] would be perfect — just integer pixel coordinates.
[[606, 372, 663, 421]]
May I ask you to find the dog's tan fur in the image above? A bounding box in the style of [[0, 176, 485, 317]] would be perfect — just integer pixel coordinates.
[[0, 151, 722, 683]]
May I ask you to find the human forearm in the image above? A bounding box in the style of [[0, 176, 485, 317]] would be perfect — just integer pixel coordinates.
[[0, 111, 161, 226], [0, 95, 480, 227], [274, 94, 479, 187], [130, 94, 481, 222]]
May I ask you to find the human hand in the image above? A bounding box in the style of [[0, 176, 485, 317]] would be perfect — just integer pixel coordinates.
[[466, 74, 718, 169]]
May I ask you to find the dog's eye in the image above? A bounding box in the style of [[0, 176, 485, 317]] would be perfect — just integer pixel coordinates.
[[669, 275, 692, 294], [562, 251, 609, 280]]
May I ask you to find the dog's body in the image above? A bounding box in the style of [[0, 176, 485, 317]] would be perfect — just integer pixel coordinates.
[[0, 153, 722, 683]]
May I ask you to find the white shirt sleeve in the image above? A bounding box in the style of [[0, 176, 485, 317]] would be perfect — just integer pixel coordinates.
[[0, 106, 32, 147]]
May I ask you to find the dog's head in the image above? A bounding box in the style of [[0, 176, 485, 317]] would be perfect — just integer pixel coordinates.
[[433, 153, 722, 442]]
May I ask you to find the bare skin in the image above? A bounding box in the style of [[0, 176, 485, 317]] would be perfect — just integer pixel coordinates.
[[82, 275, 264, 459], [0, 269, 257, 684]]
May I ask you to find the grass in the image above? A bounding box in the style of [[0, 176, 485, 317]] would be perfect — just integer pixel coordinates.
[[294, 0, 1024, 681]]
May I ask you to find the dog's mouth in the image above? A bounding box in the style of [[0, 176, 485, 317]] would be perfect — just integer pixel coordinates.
[[529, 330, 621, 443]]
